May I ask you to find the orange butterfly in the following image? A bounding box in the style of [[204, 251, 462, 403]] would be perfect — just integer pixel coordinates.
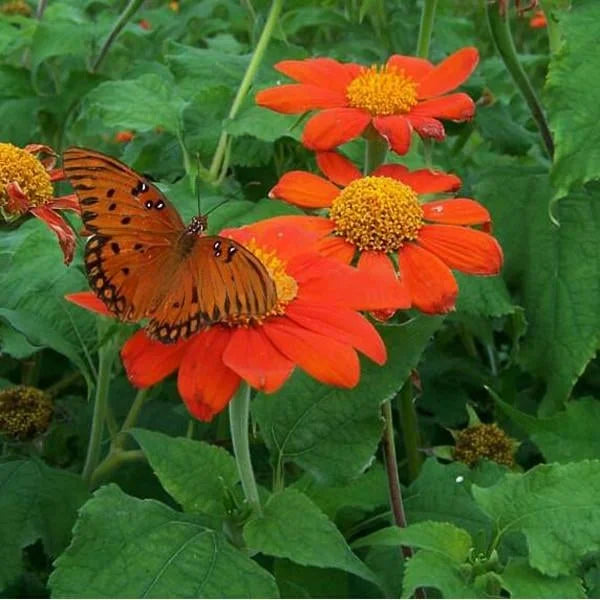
[[63, 147, 277, 343]]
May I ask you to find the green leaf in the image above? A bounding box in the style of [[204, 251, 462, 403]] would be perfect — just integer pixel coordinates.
[[131, 428, 238, 517], [455, 273, 515, 318], [243, 488, 377, 585], [476, 102, 535, 156], [253, 316, 442, 484], [500, 558, 585, 598], [495, 396, 600, 462], [50, 485, 278, 598], [0, 460, 89, 590], [546, 0, 600, 197], [472, 461, 600, 576], [274, 559, 349, 599], [225, 105, 302, 142]]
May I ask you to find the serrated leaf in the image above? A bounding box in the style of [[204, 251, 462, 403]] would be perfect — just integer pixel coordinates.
[[225, 105, 301, 142], [49, 485, 278, 598], [455, 273, 515, 317], [472, 461, 600, 576], [243, 488, 377, 585], [131, 429, 238, 517], [0, 460, 89, 590]]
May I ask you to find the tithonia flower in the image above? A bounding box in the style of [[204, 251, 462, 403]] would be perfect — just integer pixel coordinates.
[[0, 386, 54, 440], [454, 423, 515, 467], [256, 48, 479, 155], [267, 151, 503, 315], [67, 223, 389, 422], [114, 130, 135, 143], [0, 143, 80, 264], [0, 0, 32, 16], [529, 10, 547, 28]]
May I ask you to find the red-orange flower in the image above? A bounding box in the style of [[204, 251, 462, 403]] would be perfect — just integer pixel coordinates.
[[529, 10, 547, 28], [256, 48, 479, 155], [0, 143, 79, 264], [267, 152, 503, 315], [114, 130, 135, 143], [67, 222, 388, 422]]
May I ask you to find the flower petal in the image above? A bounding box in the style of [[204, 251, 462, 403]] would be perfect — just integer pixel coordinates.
[[398, 243, 458, 314], [177, 327, 241, 422], [30, 206, 76, 265], [121, 330, 187, 388], [423, 199, 490, 225], [406, 115, 446, 141], [65, 291, 112, 316], [316, 151, 362, 186], [356, 251, 411, 310], [5, 181, 29, 213], [263, 318, 360, 388], [412, 93, 476, 121], [386, 55, 434, 81], [269, 171, 340, 208], [255, 84, 347, 113], [48, 193, 80, 212], [286, 300, 386, 365], [275, 58, 358, 93], [315, 235, 356, 263], [302, 108, 371, 151], [373, 165, 461, 193], [417, 224, 503, 275], [372, 115, 413, 155], [417, 47, 479, 98], [222, 326, 295, 393]]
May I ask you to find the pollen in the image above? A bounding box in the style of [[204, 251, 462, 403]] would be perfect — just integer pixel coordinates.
[[454, 423, 515, 467], [0, 143, 53, 215], [346, 65, 418, 116], [330, 176, 424, 252], [0, 385, 53, 440]]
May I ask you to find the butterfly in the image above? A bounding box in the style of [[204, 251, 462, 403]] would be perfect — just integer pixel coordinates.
[[63, 147, 277, 344]]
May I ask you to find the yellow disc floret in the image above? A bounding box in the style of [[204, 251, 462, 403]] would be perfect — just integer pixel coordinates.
[[346, 65, 418, 116], [454, 423, 515, 467], [330, 176, 424, 252], [0, 0, 32, 16], [0, 385, 53, 440], [0, 143, 53, 215]]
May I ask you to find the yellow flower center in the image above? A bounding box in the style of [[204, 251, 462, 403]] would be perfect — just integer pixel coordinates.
[[226, 239, 298, 326], [454, 423, 514, 467], [0, 0, 32, 16], [0, 143, 53, 215], [346, 65, 418, 116], [0, 385, 53, 440], [330, 176, 424, 252]]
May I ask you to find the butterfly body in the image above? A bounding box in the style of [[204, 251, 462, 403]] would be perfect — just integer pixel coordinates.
[[64, 147, 277, 344]]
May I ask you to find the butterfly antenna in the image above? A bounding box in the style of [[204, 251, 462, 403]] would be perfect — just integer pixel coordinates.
[[204, 198, 228, 217], [196, 154, 202, 215]]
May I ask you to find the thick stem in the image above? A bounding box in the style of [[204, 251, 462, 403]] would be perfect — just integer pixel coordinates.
[[537, 0, 561, 55], [416, 0, 438, 58], [89, 449, 145, 488], [364, 132, 388, 175], [208, 0, 283, 181], [91, 0, 145, 73], [399, 380, 424, 482], [35, 0, 48, 19], [113, 388, 150, 450], [485, 1, 554, 158], [229, 383, 262, 516]]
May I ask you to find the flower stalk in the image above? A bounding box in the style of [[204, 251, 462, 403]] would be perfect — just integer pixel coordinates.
[[399, 380, 423, 481], [416, 0, 438, 58]]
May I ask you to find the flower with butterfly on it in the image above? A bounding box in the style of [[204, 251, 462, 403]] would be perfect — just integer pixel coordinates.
[[68, 220, 397, 422], [256, 48, 479, 155], [267, 151, 503, 316], [0, 143, 80, 264]]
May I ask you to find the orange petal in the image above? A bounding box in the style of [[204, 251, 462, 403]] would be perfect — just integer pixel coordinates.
[[315, 235, 356, 263], [398, 243, 458, 314], [255, 84, 347, 113], [65, 291, 112, 316], [5, 181, 29, 213], [178, 327, 241, 422], [423, 199, 490, 225], [30, 206, 76, 265], [275, 58, 358, 93], [412, 93, 476, 121], [417, 224, 503, 275], [269, 171, 340, 208], [121, 330, 187, 388], [285, 300, 386, 365], [224, 215, 333, 243], [386, 55, 434, 81], [302, 108, 371, 150], [48, 193, 81, 212], [417, 47, 479, 98], [356, 251, 411, 310], [263, 318, 360, 388], [372, 115, 413, 155], [316, 151, 361, 186], [222, 326, 294, 393], [373, 165, 461, 193], [406, 115, 446, 140]]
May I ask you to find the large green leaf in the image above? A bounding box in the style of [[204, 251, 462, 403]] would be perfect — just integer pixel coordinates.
[[49, 485, 278, 598], [252, 317, 442, 484], [0, 460, 89, 590], [472, 461, 600, 576], [455, 274, 515, 318], [546, 0, 600, 198], [131, 428, 239, 517]]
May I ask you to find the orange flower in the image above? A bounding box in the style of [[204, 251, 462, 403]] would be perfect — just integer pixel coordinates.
[[67, 222, 388, 422], [0, 143, 79, 264], [138, 19, 151, 30], [529, 10, 547, 28], [114, 130, 135, 143], [256, 48, 479, 155], [268, 152, 503, 315]]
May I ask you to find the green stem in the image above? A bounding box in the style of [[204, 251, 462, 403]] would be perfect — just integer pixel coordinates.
[[229, 383, 262, 516], [91, 0, 145, 73], [537, 0, 561, 55], [82, 339, 116, 485], [399, 380, 423, 482], [364, 132, 388, 175], [416, 0, 438, 58], [46, 370, 82, 398], [208, 0, 283, 181], [485, 1, 554, 158], [113, 388, 150, 450], [89, 449, 145, 488], [35, 0, 48, 19]]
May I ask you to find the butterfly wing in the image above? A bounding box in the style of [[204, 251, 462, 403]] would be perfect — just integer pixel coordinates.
[[63, 147, 185, 320], [146, 235, 278, 343]]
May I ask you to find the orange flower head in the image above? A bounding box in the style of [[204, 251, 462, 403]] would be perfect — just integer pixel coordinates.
[[529, 10, 547, 28], [115, 130, 135, 143]]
